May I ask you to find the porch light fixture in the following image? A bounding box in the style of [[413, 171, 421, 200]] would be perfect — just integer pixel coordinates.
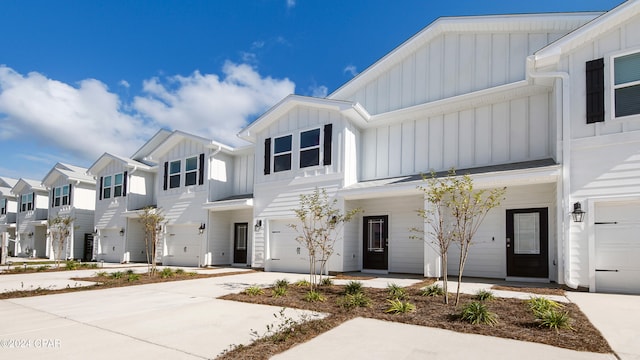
[[93, 227, 98, 235], [198, 223, 206, 235], [254, 219, 263, 232], [119, 228, 125, 236], [28, 232, 34, 238], [571, 202, 585, 223]]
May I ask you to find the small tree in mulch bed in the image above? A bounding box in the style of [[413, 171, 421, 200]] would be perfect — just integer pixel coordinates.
[[137, 206, 166, 276]]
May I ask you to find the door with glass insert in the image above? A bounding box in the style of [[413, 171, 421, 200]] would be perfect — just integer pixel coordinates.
[[506, 208, 548, 278], [363, 215, 388, 270], [234, 223, 248, 264]]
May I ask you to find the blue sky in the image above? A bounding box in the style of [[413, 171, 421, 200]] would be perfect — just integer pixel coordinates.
[[0, 0, 624, 181]]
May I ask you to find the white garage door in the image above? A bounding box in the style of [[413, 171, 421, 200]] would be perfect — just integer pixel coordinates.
[[594, 201, 640, 294], [98, 229, 123, 263], [164, 225, 202, 267], [268, 220, 309, 273]]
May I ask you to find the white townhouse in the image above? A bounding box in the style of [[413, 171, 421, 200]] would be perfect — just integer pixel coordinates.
[[144, 130, 255, 267], [42, 163, 96, 261], [0, 176, 18, 258], [237, 0, 640, 294], [11, 178, 49, 258], [88, 129, 171, 263]]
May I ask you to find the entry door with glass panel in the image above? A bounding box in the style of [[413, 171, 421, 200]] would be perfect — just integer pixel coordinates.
[[363, 215, 388, 270], [234, 223, 248, 264], [506, 208, 548, 278]]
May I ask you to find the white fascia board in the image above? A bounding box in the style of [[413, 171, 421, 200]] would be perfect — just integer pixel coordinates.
[[203, 198, 254, 212], [87, 153, 153, 176], [145, 130, 234, 161]]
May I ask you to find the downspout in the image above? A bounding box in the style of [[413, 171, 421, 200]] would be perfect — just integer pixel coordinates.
[[204, 144, 222, 266], [526, 56, 579, 289]]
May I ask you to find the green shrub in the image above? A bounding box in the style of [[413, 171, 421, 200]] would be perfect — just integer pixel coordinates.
[[94, 271, 109, 277], [125, 269, 135, 275], [175, 268, 186, 275], [244, 286, 265, 296], [159, 268, 175, 279], [293, 279, 311, 287], [338, 292, 372, 309], [527, 297, 563, 317], [36, 265, 50, 272], [385, 299, 415, 314], [186, 271, 198, 276], [303, 290, 326, 302], [320, 277, 334, 286], [64, 260, 79, 270], [475, 289, 495, 301], [344, 281, 364, 295], [79, 262, 98, 269], [109, 271, 124, 279], [127, 274, 141, 282], [273, 279, 290, 288], [537, 310, 573, 331], [272, 286, 288, 297], [387, 283, 407, 300], [459, 301, 498, 325], [420, 284, 444, 297]]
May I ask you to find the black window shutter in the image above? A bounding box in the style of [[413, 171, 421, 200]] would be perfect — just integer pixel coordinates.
[[586, 58, 605, 124], [31, 192, 35, 209], [163, 162, 168, 190], [68, 184, 72, 205], [122, 171, 128, 196], [323, 124, 333, 165], [51, 189, 55, 207], [99, 176, 103, 200], [264, 138, 271, 175], [198, 153, 205, 185]]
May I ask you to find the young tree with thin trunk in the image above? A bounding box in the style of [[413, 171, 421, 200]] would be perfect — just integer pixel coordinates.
[[448, 173, 506, 306], [138, 206, 165, 276], [412, 170, 456, 304], [48, 215, 75, 268], [289, 188, 361, 290]]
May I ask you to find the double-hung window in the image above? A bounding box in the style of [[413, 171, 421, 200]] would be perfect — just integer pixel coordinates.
[[21, 193, 33, 212], [299, 128, 320, 168], [53, 185, 70, 206], [613, 51, 640, 118], [102, 173, 124, 199], [185, 156, 198, 186], [113, 173, 123, 197], [169, 160, 181, 189], [103, 176, 112, 199], [273, 135, 292, 172]]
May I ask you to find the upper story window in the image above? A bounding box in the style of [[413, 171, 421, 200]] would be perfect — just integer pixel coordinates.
[[1, 198, 6, 215], [163, 154, 205, 190], [100, 172, 126, 200], [53, 185, 70, 207], [613, 51, 640, 118], [169, 160, 181, 188], [300, 128, 320, 168], [273, 135, 292, 172], [20, 193, 34, 212]]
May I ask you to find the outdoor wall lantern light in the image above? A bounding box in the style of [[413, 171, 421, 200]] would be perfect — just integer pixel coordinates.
[[93, 227, 98, 235], [28, 232, 34, 238], [254, 220, 263, 232], [119, 228, 125, 236], [198, 223, 206, 235], [571, 202, 585, 223]]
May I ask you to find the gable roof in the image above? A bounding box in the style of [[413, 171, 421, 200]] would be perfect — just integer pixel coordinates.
[[238, 95, 370, 143], [329, 12, 601, 100], [12, 178, 47, 195], [145, 130, 235, 161], [87, 152, 154, 177], [534, 0, 640, 68], [130, 128, 172, 162], [0, 176, 18, 189], [42, 163, 95, 187]]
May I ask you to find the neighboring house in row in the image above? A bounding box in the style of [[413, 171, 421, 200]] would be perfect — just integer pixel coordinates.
[[42, 163, 96, 261], [236, 0, 640, 294], [11, 178, 49, 258], [0, 176, 18, 257]]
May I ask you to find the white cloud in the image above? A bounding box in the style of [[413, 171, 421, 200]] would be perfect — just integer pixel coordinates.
[[286, 0, 296, 9], [0, 62, 295, 164], [310, 85, 328, 98], [119, 80, 130, 88], [344, 64, 358, 77], [133, 62, 294, 146]]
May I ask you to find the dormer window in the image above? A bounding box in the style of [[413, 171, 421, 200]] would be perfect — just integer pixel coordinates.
[[273, 135, 292, 172]]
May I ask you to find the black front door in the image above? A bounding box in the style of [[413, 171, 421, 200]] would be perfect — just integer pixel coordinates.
[[233, 223, 248, 264], [506, 208, 548, 278], [84, 233, 94, 262], [363, 215, 388, 270]]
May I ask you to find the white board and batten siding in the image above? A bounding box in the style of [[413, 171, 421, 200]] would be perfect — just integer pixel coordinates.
[[361, 92, 552, 181], [207, 208, 253, 265], [163, 224, 203, 267], [338, 29, 571, 115], [349, 195, 425, 274], [127, 171, 156, 211], [232, 151, 255, 196], [447, 183, 557, 280]]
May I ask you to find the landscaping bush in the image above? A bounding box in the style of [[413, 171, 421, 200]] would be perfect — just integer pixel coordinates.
[[245, 286, 265, 296], [527, 297, 563, 317], [338, 292, 372, 309], [160, 268, 175, 279], [459, 301, 498, 325], [386, 283, 407, 300], [344, 281, 363, 295], [303, 290, 326, 302], [385, 299, 415, 314], [273, 279, 290, 289], [475, 289, 495, 301], [537, 309, 573, 331], [420, 284, 444, 297], [272, 286, 288, 298]]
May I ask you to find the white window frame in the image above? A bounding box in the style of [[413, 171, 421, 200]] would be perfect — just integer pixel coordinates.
[[21, 193, 33, 212], [103, 173, 124, 199], [53, 185, 70, 207], [273, 134, 293, 173], [184, 156, 199, 186], [169, 160, 181, 189], [609, 48, 640, 121], [299, 127, 322, 169]]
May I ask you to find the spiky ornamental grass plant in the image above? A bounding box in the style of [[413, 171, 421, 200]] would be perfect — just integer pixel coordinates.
[[420, 284, 445, 297], [387, 283, 407, 300], [289, 188, 361, 291], [460, 301, 498, 326], [344, 281, 364, 295], [385, 299, 416, 314]]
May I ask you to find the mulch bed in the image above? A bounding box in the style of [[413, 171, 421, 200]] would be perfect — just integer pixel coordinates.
[[492, 284, 566, 296], [218, 284, 612, 360]]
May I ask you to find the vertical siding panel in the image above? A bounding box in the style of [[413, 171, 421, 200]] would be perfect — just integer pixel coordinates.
[[362, 129, 377, 180], [428, 115, 444, 171], [625, 20, 640, 47], [509, 33, 528, 82], [475, 34, 492, 91], [428, 37, 443, 102], [528, 33, 548, 54], [510, 98, 528, 161], [443, 34, 458, 98], [376, 127, 390, 178], [458, 34, 475, 94], [389, 65, 402, 111], [492, 102, 510, 163], [443, 113, 459, 169], [474, 106, 492, 165], [401, 121, 415, 175], [365, 82, 378, 114], [402, 55, 415, 108], [388, 123, 402, 176], [529, 94, 549, 159], [414, 120, 429, 172], [377, 73, 390, 113], [491, 34, 508, 86], [458, 109, 475, 168], [415, 46, 428, 104]]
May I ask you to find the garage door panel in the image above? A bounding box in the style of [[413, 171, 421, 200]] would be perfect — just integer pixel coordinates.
[[595, 201, 640, 294], [165, 226, 201, 267], [269, 220, 309, 273], [99, 229, 122, 263]]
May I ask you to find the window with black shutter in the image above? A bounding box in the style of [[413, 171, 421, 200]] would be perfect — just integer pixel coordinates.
[[586, 58, 605, 124]]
